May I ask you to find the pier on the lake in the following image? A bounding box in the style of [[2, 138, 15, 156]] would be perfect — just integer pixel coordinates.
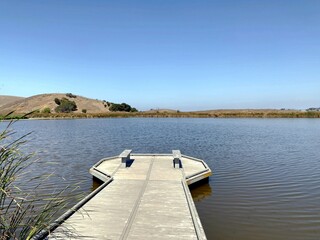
[[46, 150, 212, 240]]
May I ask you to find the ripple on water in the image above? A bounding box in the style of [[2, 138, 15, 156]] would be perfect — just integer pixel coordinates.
[[3, 118, 320, 240]]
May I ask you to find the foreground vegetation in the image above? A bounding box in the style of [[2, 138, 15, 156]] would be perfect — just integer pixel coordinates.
[[0, 120, 79, 239]]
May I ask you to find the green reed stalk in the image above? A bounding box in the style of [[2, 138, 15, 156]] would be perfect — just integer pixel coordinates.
[[0, 119, 80, 239]]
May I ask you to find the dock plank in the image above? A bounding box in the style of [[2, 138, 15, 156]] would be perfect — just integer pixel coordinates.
[[128, 181, 197, 240]]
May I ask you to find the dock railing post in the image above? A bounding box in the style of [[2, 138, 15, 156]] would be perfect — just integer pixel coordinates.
[[119, 149, 132, 168], [172, 150, 182, 168]]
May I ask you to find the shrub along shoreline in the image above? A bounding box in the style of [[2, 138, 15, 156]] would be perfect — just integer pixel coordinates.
[[1, 110, 320, 120]]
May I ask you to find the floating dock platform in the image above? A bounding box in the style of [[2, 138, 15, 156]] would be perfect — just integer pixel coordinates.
[[44, 150, 212, 240]]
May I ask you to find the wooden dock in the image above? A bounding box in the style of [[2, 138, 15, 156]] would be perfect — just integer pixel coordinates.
[[46, 151, 212, 240]]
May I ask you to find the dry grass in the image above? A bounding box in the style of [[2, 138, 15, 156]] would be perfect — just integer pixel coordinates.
[[19, 109, 320, 119], [0, 94, 110, 115], [0, 96, 24, 108]]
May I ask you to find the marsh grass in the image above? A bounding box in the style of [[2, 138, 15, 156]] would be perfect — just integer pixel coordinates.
[[0, 118, 83, 239], [26, 110, 320, 119]]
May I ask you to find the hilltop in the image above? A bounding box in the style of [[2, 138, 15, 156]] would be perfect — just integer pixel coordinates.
[[0, 95, 25, 108], [0, 93, 113, 114]]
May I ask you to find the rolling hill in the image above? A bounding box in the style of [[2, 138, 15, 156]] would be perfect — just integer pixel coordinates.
[[0, 93, 111, 114], [0, 95, 25, 108]]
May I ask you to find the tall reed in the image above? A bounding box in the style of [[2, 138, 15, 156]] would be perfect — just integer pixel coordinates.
[[0, 119, 78, 239]]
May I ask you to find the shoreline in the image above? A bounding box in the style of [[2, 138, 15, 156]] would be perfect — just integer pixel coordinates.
[[2, 110, 320, 120]]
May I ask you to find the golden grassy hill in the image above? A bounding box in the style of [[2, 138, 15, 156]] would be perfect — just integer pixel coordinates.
[[0, 93, 111, 114], [0, 95, 25, 108]]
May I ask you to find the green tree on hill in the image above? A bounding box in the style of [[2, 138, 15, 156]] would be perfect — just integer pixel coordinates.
[[109, 102, 137, 112], [54, 98, 61, 105], [54, 97, 77, 113], [66, 93, 77, 98]]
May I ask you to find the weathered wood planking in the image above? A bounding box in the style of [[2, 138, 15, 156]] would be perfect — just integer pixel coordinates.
[[48, 152, 211, 240]]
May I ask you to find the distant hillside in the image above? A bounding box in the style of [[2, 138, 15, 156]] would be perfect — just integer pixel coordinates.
[[144, 109, 179, 113], [0, 93, 111, 114], [0, 95, 25, 108], [193, 109, 290, 114]]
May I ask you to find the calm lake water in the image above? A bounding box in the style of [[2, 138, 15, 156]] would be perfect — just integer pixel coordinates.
[[2, 118, 320, 240]]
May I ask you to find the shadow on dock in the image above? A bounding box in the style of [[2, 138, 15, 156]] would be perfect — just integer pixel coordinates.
[[93, 176, 212, 202]]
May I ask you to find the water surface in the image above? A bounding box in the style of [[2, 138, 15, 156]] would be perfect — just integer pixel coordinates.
[[2, 118, 320, 240]]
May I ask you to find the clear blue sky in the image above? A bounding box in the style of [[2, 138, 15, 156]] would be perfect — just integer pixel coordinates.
[[0, 1, 319, 111]]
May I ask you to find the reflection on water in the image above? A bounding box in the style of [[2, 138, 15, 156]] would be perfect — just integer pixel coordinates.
[[190, 182, 213, 202], [92, 177, 104, 191], [2, 118, 320, 240]]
